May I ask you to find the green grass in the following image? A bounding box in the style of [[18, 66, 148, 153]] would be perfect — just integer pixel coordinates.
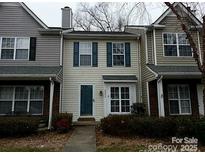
[[97, 145, 147, 152], [0, 147, 52, 152]]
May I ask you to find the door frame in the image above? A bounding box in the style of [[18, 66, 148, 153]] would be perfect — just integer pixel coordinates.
[[79, 83, 95, 118]]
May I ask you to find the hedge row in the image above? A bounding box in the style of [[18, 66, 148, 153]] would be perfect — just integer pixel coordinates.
[[0, 116, 40, 137], [100, 115, 205, 142]]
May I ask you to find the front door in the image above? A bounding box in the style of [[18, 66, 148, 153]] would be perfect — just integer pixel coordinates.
[[80, 85, 93, 116]]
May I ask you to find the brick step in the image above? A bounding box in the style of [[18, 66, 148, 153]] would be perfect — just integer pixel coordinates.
[[78, 117, 95, 121]]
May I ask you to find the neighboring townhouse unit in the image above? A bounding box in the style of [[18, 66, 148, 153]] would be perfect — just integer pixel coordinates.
[[0, 2, 63, 128], [126, 2, 204, 118], [62, 31, 141, 121]]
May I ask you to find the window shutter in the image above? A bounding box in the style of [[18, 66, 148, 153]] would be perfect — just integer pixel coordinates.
[[92, 42, 98, 67], [125, 42, 131, 67], [73, 42, 79, 67], [29, 37, 36, 61], [107, 42, 112, 67]]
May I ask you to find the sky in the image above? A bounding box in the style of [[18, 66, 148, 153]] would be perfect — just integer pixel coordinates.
[[25, 2, 166, 27]]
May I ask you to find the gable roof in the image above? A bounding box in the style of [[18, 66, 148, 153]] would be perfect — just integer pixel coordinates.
[[19, 2, 48, 29], [154, 2, 202, 26]]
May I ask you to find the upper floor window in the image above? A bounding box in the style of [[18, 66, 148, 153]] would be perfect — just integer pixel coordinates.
[[79, 42, 92, 66], [163, 33, 192, 57], [112, 43, 125, 66], [0, 37, 30, 60]]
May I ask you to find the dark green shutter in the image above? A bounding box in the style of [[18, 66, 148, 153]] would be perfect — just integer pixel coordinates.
[[73, 42, 79, 67], [92, 42, 98, 67], [107, 42, 112, 67], [125, 42, 131, 67], [29, 37, 36, 61]]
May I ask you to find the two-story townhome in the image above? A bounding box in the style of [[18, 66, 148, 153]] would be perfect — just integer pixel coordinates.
[[0, 2, 64, 128], [62, 30, 141, 121], [126, 2, 204, 118]]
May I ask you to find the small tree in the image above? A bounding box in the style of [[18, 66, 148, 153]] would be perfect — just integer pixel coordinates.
[[165, 2, 205, 110]]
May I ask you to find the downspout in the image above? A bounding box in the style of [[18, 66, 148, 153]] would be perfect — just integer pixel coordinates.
[[48, 77, 55, 130], [138, 37, 142, 103], [59, 30, 63, 113]]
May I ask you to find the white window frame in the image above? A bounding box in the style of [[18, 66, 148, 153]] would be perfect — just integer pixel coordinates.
[[112, 42, 125, 67], [0, 37, 30, 60], [79, 42, 92, 66], [168, 84, 192, 115], [0, 86, 44, 115], [163, 33, 192, 57], [110, 86, 131, 114]]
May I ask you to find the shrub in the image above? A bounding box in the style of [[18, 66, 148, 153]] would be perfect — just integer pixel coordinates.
[[52, 113, 73, 133], [131, 103, 146, 116], [0, 116, 40, 137], [100, 115, 201, 139]]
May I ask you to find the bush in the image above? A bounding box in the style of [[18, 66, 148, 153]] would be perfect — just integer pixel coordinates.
[[0, 116, 40, 137], [100, 115, 201, 139], [131, 103, 146, 116], [52, 113, 73, 133]]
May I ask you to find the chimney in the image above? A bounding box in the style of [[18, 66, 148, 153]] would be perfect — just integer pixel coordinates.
[[61, 6, 73, 29]]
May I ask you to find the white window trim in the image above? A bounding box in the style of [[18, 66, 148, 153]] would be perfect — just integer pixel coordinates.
[[0, 85, 44, 115], [110, 86, 131, 114], [168, 84, 192, 115], [79, 42, 92, 67], [162, 33, 193, 57], [112, 42, 126, 67], [0, 37, 30, 60]]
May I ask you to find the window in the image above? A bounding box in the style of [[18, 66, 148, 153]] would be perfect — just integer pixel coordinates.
[[112, 43, 125, 66], [168, 84, 191, 115], [110, 86, 130, 113], [79, 42, 92, 66], [0, 37, 29, 60], [0, 86, 44, 115], [163, 33, 192, 57]]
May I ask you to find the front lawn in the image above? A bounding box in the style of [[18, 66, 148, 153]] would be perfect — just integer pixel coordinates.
[[0, 130, 73, 152]]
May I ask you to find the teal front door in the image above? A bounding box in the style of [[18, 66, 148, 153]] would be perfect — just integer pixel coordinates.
[[80, 85, 93, 116]]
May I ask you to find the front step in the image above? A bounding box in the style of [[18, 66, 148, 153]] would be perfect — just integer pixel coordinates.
[[73, 117, 96, 126]]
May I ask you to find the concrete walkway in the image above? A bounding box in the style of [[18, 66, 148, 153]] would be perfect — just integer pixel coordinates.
[[64, 126, 96, 152]]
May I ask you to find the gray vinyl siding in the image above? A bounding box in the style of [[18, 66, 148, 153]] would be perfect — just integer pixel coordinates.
[[155, 15, 200, 65], [147, 31, 154, 64], [0, 2, 60, 66]]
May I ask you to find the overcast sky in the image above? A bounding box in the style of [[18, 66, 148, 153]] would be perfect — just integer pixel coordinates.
[[25, 2, 166, 27]]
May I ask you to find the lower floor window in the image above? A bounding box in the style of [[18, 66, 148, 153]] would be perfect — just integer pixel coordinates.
[[168, 84, 191, 115], [0, 86, 44, 115], [110, 86, 130, 113]]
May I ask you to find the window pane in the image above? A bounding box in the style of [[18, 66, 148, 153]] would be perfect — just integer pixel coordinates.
[[80, 55, 91, 66], [15, 87, 28, 99], [179, 85, 190, 99], [79, 42, 91, 54], [113, 43, 124, 54], [0, 101, 12, 114], [179, 46, 192, 56], [164, 45, 177, 56], [163, 33, 176, 44], [30, 101, 43, 114], [2, 38, 15, 48], [121, 87, 129, 99], [14, 101, 27, 113], [1, 49, 14, 59], [113, 55, 124, 66], [170, 100, 179, 114], [111, 100, 119, 112], [121, 100, 130, 112], [178, 34, 188, 44], [16, 38, 29, 49], [181, 100, 191, 114], [30, 87, 44, 99], [0, 87, 13, 100], [168, 85, 178, 99], [111, 87, 119, 99], [15, 49, 29, 59]]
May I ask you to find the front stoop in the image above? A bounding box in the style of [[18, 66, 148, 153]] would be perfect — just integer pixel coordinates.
[[73, 117, 97, 126]]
